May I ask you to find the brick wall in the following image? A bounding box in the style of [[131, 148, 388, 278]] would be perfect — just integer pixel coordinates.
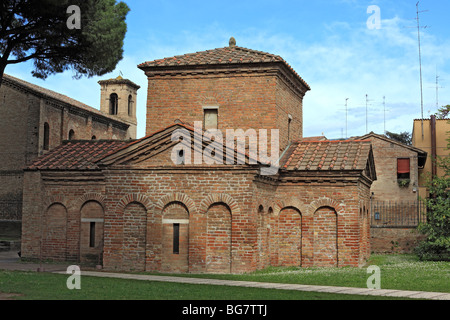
[[80, 201, 104, 264], [100, 168, 258, 273], [145, 72, 303, 150], [275, 77, 303, 147], [122, 202, 147, 271], [21, 165, 372, 272], [368, 136, 420, 202], [269, 180, 371, 268], [161, 202, 189, 273], [21, 171, 43, 257], [313, 207, 338, 267], [277, 207, 302, 266], [21, 170, 107, 261], [371, 228, 426, 253], [0, 85, 35, 201], [0, 79, 131, 232]]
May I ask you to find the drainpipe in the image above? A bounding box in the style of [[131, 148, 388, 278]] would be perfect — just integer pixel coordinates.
[[430, 115, 437, 179]]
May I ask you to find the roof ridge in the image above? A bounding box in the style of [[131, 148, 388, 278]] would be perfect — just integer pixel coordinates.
[[137, 44, 310, 90], [2, 74, 128, 124]]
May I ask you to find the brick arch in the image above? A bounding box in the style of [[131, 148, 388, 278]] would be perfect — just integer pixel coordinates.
[[155, 193, 196, 214], [256, 198, 272, 213], [199, 193, 241, 215], [43, 195, 68, 210], [67, 123, 77, 140], [308, 197, 345, 216], [312, 205, 339, 267], [42, 201, 68, 260], [117, 193, 154, 212], [272, 198, 307, 216], [73, 192, 106, 211]]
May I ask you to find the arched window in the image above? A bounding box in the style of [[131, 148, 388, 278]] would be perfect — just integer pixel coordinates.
[[91, 135, 97, 140], [43, 122, 50, 150], [128, 95, 133, 116], [68, 129, 75, 140], [109, 93, 118, 115]]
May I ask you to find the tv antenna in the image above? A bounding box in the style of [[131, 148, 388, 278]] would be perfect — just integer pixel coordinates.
[[415, 2, 429, 139], [433, 67, 444, 109], [383, 96, 388, 134], [345, 98, 349, 138], [338, 98, 350, 138], [365, 94, 373, 134]]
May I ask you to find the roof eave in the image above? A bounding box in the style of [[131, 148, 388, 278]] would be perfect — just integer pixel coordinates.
[[138, 60, 310, 93]]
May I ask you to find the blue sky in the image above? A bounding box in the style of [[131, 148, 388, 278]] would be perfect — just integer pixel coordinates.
[[5, 0, 450, 139]]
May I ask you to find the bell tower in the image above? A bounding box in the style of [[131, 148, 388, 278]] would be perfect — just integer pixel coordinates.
[[98, 75, 140, 139]]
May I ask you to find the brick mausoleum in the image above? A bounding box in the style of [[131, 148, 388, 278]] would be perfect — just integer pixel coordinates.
[[21, 39, 376, 273]]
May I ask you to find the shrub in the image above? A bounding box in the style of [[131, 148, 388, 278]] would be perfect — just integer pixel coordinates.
[[415, 156, 450, 261]]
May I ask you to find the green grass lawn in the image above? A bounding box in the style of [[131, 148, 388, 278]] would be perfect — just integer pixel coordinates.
[[168, 254, 450, 293], [0, 270, 409, 300], [0, 254, 448, 300]]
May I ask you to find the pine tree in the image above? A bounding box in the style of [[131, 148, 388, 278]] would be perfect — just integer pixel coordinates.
[[0, 0, 129, 86]]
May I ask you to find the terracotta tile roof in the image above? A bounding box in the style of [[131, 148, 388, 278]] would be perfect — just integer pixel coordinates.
[[99, 121, 262, 167], [26, 121, 261, 171], [301, 136, 327, 142], [27, 140, 131, 170], [138, 45, 310, 90], [281, 139, 372, 171], [98, 75, 140, 90]]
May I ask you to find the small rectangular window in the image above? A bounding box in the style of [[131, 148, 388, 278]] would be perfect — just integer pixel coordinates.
[[43, 123, 50, 151], [89, 222, 96, 248], [173, 223, 180, 254], [397, 158, 410, 179], [204, 108, 218, 130]]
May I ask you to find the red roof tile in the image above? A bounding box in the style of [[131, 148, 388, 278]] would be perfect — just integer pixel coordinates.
[[301, 136, 328, 142], [27, 140, 131, 170], [281, 139, 372, 171], [138, 45, 310, 90]]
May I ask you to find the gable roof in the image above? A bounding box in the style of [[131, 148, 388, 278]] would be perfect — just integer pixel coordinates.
[[26, 122, 263, 171], [2, 74, 130, 127], [280, 139, 376, 180], [355, 132, 427, 167], [301, 136, 328, 142], [98, 122, 262, 167], [26, 140, 130, 171], [138, 45, 310, 91]]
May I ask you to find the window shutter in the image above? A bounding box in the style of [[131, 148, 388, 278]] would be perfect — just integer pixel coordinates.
[[397, 158, 410, 174]]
